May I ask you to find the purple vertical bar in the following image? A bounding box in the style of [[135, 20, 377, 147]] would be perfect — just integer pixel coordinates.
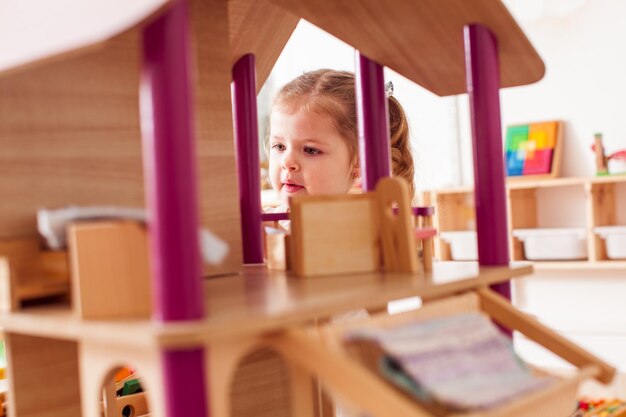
[[232, 54, 264, 264], [140, 1, 208, 417], [355, 52, 392, 191], [464, 24, 511, 301]]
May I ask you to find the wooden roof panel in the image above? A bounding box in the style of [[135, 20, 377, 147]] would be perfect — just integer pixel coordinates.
[[267, 0, 545, 96], [229, 0, 299, 89]]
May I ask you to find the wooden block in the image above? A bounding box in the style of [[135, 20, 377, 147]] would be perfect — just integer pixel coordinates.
[[290, 193, 380, 277], [122, 379, 142, 396], [68, 221, 151, 320], [116, 392, 148, 416], [5, 333, 81, 417], [376, 178, 419, 274]]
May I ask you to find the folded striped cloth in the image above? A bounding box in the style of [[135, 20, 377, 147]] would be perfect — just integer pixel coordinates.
[[345, 312, 553, 413]]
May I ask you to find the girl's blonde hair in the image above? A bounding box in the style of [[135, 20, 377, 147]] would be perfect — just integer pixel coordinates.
[[272, 69, 415, 198]]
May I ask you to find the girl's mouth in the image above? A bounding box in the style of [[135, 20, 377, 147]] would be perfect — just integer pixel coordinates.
[[282, 183, 305, 194]]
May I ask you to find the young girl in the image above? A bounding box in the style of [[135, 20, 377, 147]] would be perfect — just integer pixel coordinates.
[[268, 69, 415, 206]]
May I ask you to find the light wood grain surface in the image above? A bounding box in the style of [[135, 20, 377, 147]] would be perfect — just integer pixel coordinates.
[[5, 333, 81, 417], [268, 0, 544, 96], [0, 2, 243, 275], [0, 262, 532, 348], [229, 0, 299, 89]]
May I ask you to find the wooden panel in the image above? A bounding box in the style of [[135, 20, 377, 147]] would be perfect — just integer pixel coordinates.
[[68, 221, 151, 319], [231, 348, 291, 417], [79, 341, 165, 417], [434, 192, 475, 232], [5, 333, 81, 417], [191, 0, 243, 275], [267, 0, 544, 96], [587, 183, 616, 261], [0, 8, 242, 275], [229, 0, 299, 89], [589, 183, 616, 227], [376, 177, 418, 273], [290, 193, 380, 277], [0, 31, 145, 239], [508, 188, 537, 230], [0, 0, 171, 76]]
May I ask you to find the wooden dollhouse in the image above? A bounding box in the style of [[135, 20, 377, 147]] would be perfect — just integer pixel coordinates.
[[0, 1, 616, 417]]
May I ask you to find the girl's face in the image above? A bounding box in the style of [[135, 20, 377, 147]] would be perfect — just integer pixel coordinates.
[[269, 107, 355, 203]]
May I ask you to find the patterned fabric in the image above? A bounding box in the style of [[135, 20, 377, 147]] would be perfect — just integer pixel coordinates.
[[345, 312, 553, 412]]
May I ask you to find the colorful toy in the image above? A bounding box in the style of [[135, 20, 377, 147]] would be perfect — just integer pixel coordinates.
[[505, 121, 562, 178]]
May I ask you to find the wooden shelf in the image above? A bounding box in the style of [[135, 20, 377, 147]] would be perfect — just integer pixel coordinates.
[[506, 177, 588, 190], [532, 261, 626, 271], [431, 176, 626, 194], [0, 262, 532, 349]]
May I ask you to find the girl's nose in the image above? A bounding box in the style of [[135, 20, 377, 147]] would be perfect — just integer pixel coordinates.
[[281, 151, 300, 171]]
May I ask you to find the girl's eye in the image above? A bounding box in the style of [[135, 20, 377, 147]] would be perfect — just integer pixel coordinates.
[[303, 146, 321, 156], [271, 143, 286, 152]]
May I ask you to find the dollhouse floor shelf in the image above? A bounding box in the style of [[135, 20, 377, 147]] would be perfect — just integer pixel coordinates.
[[0, 262, 532, 348]]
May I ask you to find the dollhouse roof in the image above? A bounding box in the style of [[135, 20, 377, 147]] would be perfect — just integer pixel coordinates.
[[0, 0, 543, 95], [267, 0, 545, 96]]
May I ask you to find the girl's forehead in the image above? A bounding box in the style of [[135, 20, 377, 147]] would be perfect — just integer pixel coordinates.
[[270, 106, 339, 137]]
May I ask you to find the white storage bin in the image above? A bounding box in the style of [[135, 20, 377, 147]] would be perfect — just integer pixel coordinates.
[[512, 228, 587, 261], [594, 226, 626, 259], [439, 230, 477, 261]]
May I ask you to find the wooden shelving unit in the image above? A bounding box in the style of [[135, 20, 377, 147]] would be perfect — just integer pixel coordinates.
[[430, 176, 626, 269]]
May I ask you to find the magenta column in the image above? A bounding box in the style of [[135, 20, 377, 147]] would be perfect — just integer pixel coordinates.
[[140, 1, 208, 416], [464, 24, 511, 300], [355, 52, 392, 191], [232, 54, 264, 264]]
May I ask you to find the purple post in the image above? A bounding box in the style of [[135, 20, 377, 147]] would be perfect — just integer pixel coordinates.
[[140, 1, 208, 416], [464, 24, 511, 300], [355, 52, 392, 191], [232, 54, 264, 264]]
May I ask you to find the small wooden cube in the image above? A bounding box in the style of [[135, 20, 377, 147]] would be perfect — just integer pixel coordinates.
[[290, 193, 380, 277]]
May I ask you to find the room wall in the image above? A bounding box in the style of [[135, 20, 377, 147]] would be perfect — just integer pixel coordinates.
[[460, 0, 626, 183]]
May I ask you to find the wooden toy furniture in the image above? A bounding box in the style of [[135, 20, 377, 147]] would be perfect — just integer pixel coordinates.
[[0, 239, 69, 312], [0, 1, 615, 417], [261, 199, 437, 272], [290, 177, 417, 277]]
